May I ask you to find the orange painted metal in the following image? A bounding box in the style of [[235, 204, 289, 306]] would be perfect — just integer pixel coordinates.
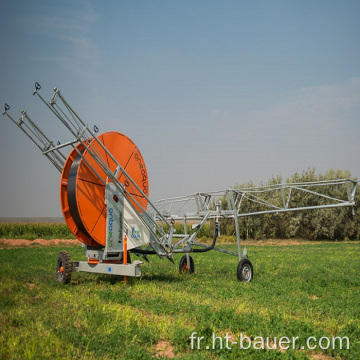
[[60, 142, 98, 246], [87, 258, 99, 264], [123, 235, 128, 265], [59, 132, 149, 247], [122, 234, 128, 282]]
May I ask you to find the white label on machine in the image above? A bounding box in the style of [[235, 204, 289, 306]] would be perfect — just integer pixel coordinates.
[[106, 185, 124, 252], [106, 182, 150, 251], [123, 196, 150, 250]]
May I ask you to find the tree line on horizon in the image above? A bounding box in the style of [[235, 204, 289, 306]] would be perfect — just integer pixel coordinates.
[[216, 168, 360, 240]]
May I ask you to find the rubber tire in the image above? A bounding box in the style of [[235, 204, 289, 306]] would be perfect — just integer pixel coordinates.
[[237, 259, 253, 282], [179, 255, 195, 274], [56, 251, 72, 284]]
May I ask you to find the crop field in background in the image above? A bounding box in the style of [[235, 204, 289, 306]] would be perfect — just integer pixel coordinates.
[[0, 242, 359, 359], [0, 223, 75, 240]]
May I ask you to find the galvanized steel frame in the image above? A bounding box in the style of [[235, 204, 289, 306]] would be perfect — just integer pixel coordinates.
[[150, 179, 357, 259], [4, 83, 358, 264]]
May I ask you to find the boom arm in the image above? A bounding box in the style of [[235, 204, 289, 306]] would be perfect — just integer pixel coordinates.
[[4, 83, 358, 265]]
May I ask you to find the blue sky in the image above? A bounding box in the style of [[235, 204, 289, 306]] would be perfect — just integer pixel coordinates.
[[1, 0, 359, 217]]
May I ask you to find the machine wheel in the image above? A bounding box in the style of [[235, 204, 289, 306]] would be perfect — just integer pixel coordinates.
[[56, 251, 72, 284], [179, 255, 195, 274], [237, 259, 253, 282]]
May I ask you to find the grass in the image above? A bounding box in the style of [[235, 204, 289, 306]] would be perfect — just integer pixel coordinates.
[[0, 223, 75, 240], [0, 242, 359, 359]]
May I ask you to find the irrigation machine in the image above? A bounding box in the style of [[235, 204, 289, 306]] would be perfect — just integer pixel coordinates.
[[3, 83, 358, 283]]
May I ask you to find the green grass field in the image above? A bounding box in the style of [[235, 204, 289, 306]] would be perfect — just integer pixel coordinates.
[[0, 223, 75, 240], [0, 242, 359, 359]]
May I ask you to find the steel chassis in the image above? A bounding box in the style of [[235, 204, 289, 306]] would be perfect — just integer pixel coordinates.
[[4, 83, 358, 282]]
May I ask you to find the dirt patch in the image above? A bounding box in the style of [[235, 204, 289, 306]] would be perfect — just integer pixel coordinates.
[[309, 354, 337, 360], [25, 283, 37, 291], [155, 340, 175, 358], [200, 237, 359, 246], [246, 239, 310, 246], [238, 239, 359, 246], [0, 239, 81, 248], [1, 238, 358, 249]]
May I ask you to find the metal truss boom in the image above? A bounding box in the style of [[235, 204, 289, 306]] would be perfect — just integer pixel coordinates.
[[4, 83, 358, 265]]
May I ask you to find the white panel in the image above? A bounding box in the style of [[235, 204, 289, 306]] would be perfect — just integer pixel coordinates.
[[123, 197, 150, 250]]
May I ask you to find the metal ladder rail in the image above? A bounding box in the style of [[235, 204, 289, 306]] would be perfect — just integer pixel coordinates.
[[54, 88, 172, 228], [49, 90, 172, 249], [33, 85, 170, 228], [33, 84, 174, 257], [20, 110, 67, 171], [3, 104, 66, 172]]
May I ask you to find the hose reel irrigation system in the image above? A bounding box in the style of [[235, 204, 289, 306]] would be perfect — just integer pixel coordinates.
[[4, 83, 358, 283]]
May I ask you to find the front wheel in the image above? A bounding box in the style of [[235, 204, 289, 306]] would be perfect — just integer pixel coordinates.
[[237, 259, 253, 282], [179, 255, 195, 274], [56, 250, 72, 284]]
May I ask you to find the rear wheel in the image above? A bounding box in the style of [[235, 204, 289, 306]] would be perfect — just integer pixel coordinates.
[[179, 255, 194, 274], [56, 251, 72, 284], [237, 259, 253, 282]]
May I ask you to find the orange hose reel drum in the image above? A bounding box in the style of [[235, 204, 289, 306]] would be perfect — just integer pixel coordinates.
[[60, 142, 98, 246], [59, 132, 149, 247]]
